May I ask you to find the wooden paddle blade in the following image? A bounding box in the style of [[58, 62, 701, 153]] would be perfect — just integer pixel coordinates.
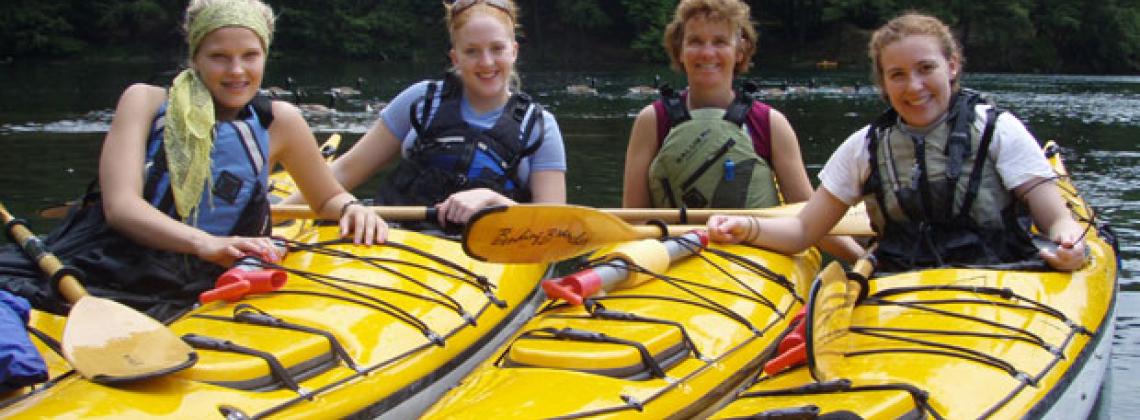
[[37, 201, 78, 219], [62, 296, 196, 383], [806, 259, 872, 382], [830, 202, 874, 237], [463, 205, 654, 263], [1, 201, 197, 383]]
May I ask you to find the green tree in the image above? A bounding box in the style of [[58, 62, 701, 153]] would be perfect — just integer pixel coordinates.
[[274, 0, 441, 60], [619, 0, 673, 61], [73, 0, 182, 57], [0, 0, 82, 57]]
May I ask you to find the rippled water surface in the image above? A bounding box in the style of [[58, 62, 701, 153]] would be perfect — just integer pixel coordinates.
[[1, 60, 1137, 416]]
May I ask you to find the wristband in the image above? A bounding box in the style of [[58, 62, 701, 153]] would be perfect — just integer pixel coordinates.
[[339, 199, 361, 218]]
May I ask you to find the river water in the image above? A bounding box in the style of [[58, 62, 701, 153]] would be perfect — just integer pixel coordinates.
[[0, 60, 1137, 417]]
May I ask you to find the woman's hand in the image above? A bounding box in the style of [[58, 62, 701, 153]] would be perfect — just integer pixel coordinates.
[[1039, 234, 1088, 272], [706, 215, 759, 244], [195, 235, 283, 267], [436, 188, 514, 226], [340, 202, 388, 245]]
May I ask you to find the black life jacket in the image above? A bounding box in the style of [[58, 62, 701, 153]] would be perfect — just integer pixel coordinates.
[[0, 95, 276, 321], [376, 74, 545, 206], [861, 90, 1041, 272]]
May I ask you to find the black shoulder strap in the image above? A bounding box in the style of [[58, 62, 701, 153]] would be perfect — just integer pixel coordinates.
[[250, 94, 274, 129], [958, 106, 1001, 216], [659, 85, 690, 128], [945, 90, 983, 182], [515, 93, 544, 158], [410, 79, 444, 138], [861, 107, 897, 197], [723, 84, 755, 126]]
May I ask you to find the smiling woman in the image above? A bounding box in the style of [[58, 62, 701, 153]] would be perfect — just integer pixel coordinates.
[[621, 0, 865, 263], [707, 12, 1089, 272], [286, 0, 567, 227], [192, 26, 267, 119], [0, 0, 383, 320]]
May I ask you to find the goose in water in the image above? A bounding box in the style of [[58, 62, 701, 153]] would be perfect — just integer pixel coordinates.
[[566, 77, 597, 95], [329, 77, 365, 97], [261, 76, 295, 99], [296, 89, 337, 115], [627, 74, 660, 96]]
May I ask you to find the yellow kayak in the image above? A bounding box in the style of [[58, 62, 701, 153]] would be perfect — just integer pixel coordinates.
[[710, 141, 1118, 419], [4, 226, 548, 418], [421, 232, 823, 418], [0, 133, 552, 418]]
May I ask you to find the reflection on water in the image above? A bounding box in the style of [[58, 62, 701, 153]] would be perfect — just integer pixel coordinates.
[[1103, 293, 1140, 419], [1, 61, 1139, 414]]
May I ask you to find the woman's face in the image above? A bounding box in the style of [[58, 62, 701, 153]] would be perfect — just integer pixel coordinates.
[[680, 15, 742, 93], [192, 26, 266, 120], [879, 35, 959, 128], [449, 12, 517, 105]]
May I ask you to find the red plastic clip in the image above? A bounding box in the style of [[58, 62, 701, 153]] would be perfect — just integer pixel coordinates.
[[764, 307, 808, 375], [540, 269, 603, 306], [199, 259, 287, 304]]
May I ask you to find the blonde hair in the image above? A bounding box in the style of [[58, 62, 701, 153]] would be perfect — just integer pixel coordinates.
[[868, 12, 964, 100], [444, 1, 522, 91], [183, 0, 275, 55], [662, 0, 758, 76]]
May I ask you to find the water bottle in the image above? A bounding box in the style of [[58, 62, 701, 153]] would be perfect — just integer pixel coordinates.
[[723, 158, 735, 181]]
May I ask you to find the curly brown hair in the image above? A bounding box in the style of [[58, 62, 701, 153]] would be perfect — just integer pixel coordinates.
[[662, 0, 758, 76]]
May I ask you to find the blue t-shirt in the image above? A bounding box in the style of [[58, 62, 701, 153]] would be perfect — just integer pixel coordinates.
[[380, 80, 567, 187]]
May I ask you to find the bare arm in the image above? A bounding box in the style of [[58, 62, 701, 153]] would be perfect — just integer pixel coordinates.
[[436, 169, 566, 225], [269, 101, 386, 244], [280, 118, 403, 205], [767, 109, 864, 262], [1016, 178, 1086, 271], [99, 84, 279, 266], [622, 105, 659, 208], [707, 187, 852, 256], [529, 170, 566, 203]]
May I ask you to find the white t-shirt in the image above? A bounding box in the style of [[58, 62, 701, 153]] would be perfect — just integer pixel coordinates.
[[819, 104, 1054, 205]]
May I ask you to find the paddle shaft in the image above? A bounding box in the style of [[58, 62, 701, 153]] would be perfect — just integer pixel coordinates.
[[1, 205, 86, 303], [271, 205, 768, 238], [270, 204, 436, 223], [602, 205, 807, 224], [604, 203, 872, 237], [271, 204, 871, 237]]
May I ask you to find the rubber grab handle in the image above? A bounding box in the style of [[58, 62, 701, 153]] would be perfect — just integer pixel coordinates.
[[199, 266, 287, 304], [541, 230, 708, 305], [764, 307, 808, 375]]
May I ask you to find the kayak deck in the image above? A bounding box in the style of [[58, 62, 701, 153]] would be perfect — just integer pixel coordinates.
[[6, 225, 549, 418], [710, 141, 1118, 419], [422, 241, 822, 419]]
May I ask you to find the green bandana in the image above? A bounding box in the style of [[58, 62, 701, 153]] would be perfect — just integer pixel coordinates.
[[165, 0, 271, 221]]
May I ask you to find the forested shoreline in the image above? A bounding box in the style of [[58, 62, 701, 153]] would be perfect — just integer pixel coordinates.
[[1, 0, 1136, 74]]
